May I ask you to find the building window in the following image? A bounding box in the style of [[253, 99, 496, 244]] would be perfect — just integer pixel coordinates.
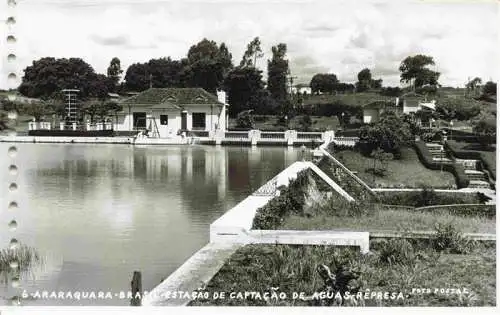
[[192, 112, 206, 129], [160, 115, 168, 125], [133, 112, 147, 129]]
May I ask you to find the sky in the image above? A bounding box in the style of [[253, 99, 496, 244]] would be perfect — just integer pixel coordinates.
[[0, 0, 498, 90]]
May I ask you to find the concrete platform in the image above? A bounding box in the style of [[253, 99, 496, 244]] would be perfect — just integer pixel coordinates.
[[0, 135, 133, 144], [142, 243, 241, 306]]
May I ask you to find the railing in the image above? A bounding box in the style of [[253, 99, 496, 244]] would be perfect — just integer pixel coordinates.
[[260, 132, 285, 139], [331, 137, 359, 147], [297, 132, 322, 140], [188, 130, 210, 138], [224, 131, 249, 139], [28, 121, 114, 131], [319, 146, 376, 196]]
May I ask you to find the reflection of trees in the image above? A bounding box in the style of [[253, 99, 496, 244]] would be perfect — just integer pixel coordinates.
[[227, 148, 251, 192]]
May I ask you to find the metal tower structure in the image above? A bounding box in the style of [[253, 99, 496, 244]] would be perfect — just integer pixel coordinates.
[[62, 89, 80, 126]]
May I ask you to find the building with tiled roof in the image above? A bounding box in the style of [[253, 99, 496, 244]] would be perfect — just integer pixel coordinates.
[[115, 88, 228, 138]]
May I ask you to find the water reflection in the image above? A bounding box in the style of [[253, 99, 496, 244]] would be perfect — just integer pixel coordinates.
[[0, 143, 301, 305]]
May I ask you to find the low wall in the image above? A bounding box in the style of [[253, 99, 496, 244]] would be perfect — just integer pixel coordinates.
[[0, 135, 133, 144]]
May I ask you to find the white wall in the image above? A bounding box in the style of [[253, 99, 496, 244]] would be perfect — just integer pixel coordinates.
[[363, 109, 379, 123], [115, 105, 222, 136]]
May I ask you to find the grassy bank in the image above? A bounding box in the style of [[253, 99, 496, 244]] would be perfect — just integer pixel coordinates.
[[335, 147, 457, 188], [281, 206, 495, 234], [189, 243, 495, 306]]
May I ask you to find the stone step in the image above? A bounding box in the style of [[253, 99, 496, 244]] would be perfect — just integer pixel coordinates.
[[468, 180, 491, 189], [432, 157, 453, 163], [465, 170, 485, 175], [466, 174, 488, 182]]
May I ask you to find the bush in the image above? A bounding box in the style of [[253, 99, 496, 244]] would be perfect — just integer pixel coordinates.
[[433, 223, 474, 254], [413, 141, 469, 188], [376, 239, 416, 266], [252, 170, 311, 229], [298, 115, 312, 132], [376, 190, 480, 207], [236, 110, 255, 130], [416, 204, 496, 219]]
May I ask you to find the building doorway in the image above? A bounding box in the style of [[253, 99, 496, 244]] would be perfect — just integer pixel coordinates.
[[133, 112, 147, 130]]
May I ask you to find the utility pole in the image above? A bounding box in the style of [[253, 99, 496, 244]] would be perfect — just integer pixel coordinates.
[[149, 74, 153, 89], [287, 74, 298, 97]]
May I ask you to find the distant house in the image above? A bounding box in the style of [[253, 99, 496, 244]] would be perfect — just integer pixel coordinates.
[[362, 99, 400, 123], [292, 84, 312, 95], [401, 93, 437, 114], [115, 88, 228, 138]]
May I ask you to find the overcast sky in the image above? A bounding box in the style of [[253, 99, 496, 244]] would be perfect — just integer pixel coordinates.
[[0, 0, 498, 90]]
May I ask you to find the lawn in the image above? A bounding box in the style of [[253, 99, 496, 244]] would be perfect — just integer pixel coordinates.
[[189, 244, 496, 306], [281, 207, 495, 234], [302, 92, 394, 107], [334, 147, 457, 189]]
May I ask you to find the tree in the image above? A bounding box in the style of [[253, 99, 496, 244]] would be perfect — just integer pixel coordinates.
[[399, 55, 440, 89], [267, 43, 289, 103], [123, 58, 184, 92], [299, 114, 312, 131], [356, 68, 372, 92], [359, 111, 412, 158], [107, 57, 123, 89], [148, 57, 184, 88], [21, 102, 55, 122], [223, 66, 265, 117], [240, 37, 264, 68], [123, 62, 151, 92], [435, 97, 481, 121], [380, 86, 402, 97], [83, 100, 122, 124], [472, 110, 496, 148], [310, 73, 338, 94], [482, 81, 497, 96], [19, 57, 111, 99], [335, 82, 356, 94], [466, 77, 482, 96], [371, 78, 383, 89], [368, 148, 393, 177], [183, 39, 234, 93], [356, 68, 382, 92]]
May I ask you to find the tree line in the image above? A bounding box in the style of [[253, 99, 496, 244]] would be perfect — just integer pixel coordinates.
[[14, 37, 497, 122], [16, 37, 294, 119]]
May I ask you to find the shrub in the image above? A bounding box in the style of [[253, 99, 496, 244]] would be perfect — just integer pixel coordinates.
[[0, 244, 41, 282], [416, 204, 496, 219], [376, 239, 416, 266], [376, 190, 480, 207], [413, 141, 469, 188], [433, 223, 474, 254], [313, 192, 371, 217], [236, 110, 255, 130], [299, 115, 313, 132], [252, 170, 311, 229]]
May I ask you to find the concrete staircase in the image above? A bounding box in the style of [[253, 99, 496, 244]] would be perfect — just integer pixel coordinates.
[[425, 143, 492, 189], [454, 158, 492, 189], [426, 143, 453, 163]]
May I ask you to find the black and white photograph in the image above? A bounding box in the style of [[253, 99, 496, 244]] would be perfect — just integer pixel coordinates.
[[0, 0, 497, 311]]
